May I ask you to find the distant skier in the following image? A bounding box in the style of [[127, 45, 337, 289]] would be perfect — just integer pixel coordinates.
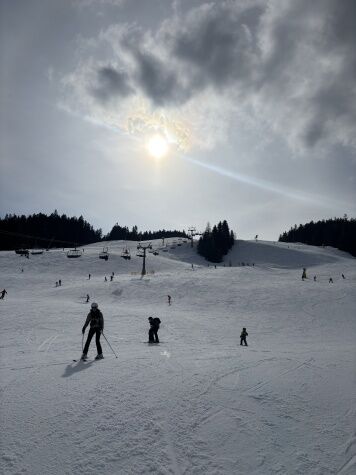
[[329, 278, 333, 284], [240, 327, 248, 346], [81, 302, 104, 360], [104, 276, 107, 282], [88, 274, 91, 280], [58, 279, 62, 286], [342, 274, 345, 279], [0, 289, 7, 300], [86, 294, 90, 303], [302, 268, 307, 280], [313, 276, 317, 282], [148, 316, 161, 343], [55, 282, 58, 287], [167, 295, 171, 305], [110, 275, 113, 282]]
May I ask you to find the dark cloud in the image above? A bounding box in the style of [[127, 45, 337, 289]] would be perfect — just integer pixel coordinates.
[[91, 66, 134, 103], [84, 0, 356, 150], [131, 50, 187, 106], [171, 3, 263, 88]]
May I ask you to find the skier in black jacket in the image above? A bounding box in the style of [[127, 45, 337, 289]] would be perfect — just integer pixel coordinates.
[[240, 327, 248, 346], [148, 316, 161, 343], [81, 302, 104, 360]]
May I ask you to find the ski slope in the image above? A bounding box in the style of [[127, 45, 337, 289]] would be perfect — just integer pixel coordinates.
[[1, 239, 355, 475]]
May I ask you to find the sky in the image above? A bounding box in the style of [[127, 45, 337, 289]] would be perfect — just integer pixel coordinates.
[[1, 0, 355, 240]]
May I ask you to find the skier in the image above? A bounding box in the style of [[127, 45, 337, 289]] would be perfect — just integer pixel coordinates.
[[59, 279, 62, 286], [313, 276, 317, 282], [88, 274, 91, 280], [240, 327, 248, 346], [110, 275, 113, 282], [86, 294, 90, 303], [302, 268, 307, 280], [55, 282, 58, 287], [104, 276, 107, 282], [167, 295, 171, 305], [0, 289, 7, 300], [342, 274, 345, 279], [329, 278, 333, 284], [81, 302, 104, 360], [148, 316, 161, 343]]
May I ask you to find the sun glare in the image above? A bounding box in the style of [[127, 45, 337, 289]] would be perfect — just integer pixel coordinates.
[[146, 134, 169, 159]]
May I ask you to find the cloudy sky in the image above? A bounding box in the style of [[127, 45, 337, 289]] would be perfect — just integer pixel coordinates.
[[1, 0, 355, 239]]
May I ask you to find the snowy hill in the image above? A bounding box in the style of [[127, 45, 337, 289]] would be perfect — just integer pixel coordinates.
[[1, 239, 355, 474]]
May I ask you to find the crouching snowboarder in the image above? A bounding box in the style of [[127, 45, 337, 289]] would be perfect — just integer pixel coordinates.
[[81, 302, 104, 360], [240, 327, 248, 346], [148, 316, 161, 343]]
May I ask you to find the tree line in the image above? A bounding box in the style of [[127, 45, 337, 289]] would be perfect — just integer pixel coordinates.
[[279, 216, 356, 257], [0, 212, 188, 251], [0, 211, 102, 250], [103, 224, 187, 242], [197, 220, 235, 262]]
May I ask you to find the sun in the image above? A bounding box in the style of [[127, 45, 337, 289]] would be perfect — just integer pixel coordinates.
[[146, 134, 169, 159]]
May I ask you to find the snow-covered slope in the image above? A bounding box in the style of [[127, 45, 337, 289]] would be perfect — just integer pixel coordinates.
[[1, 239, 355, 474]]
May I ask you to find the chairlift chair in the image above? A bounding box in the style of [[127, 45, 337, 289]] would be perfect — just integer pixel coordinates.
[[31, 249, 44, 255], [67, 248, 82, 258], [99, 247, 109, 260], [15, 249, 29, 256], [121, 248, 131, 260]]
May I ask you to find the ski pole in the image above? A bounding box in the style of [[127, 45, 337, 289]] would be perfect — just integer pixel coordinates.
[[102, 332, 118, 358], [81, 333, 84, 352]]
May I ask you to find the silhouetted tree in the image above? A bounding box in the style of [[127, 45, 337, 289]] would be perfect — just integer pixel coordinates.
[[197, 220, 235, 262], [0, 212, 102, 250], [279, 216, 356, 257]]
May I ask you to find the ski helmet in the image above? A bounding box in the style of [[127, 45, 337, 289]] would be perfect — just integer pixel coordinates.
[[91, 302, 98, 309]]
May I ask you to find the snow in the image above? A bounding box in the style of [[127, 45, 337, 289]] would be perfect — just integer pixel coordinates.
[[0, 239, 355, 475]]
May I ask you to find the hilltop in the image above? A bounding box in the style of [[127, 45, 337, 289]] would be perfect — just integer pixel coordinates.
[[0, 239, 355, 474]]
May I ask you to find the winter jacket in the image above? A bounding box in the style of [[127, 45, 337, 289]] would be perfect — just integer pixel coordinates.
[[150, 318, 161, 330], [240, 330, 248, 338], [83, 309, 104, 333]]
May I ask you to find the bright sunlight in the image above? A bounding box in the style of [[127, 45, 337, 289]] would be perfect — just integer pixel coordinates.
[[146, 134, 169, 159]]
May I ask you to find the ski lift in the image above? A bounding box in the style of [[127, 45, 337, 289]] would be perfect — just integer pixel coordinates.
[[31, 249, 44, 255], [66, 248, 82, 258], [99, 247, 109, 260], [15, 249, 29, 256], [121, 248, 131, 260], [153, 250, 159, 256], [136, 252, 144, 258]]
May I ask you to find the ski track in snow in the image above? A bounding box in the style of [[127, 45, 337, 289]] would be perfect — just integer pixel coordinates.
[[0, 238, 355, 474]]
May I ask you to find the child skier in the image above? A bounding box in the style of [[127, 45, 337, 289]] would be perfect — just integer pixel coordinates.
[[240, 327, 248, 346], [148, 316, 161, 343], [81, 302, 104, 360]]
